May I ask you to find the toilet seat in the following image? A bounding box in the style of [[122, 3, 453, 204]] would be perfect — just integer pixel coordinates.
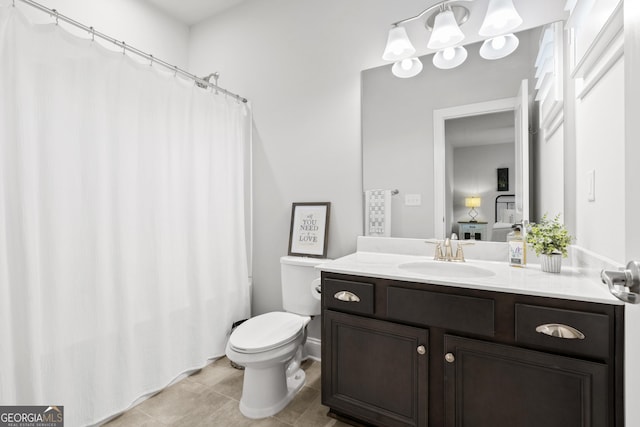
[[229, 312, 307, 354]]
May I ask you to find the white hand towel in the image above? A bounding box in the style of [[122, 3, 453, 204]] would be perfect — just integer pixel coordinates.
[[365, 189, 392, 236]]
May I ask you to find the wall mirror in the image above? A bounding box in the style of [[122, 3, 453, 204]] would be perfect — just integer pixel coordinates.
[[362, 15, 564, 240]]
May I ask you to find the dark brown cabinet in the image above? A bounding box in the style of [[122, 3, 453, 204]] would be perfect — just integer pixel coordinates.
[[443, 335, 609, 427], [324, 310, 428, 427], [321, 272, 624, 427]]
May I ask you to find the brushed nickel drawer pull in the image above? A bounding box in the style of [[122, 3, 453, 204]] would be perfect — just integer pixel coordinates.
[[334, 291, 361, 302], [535, 323, 585, 340], [445, 353, 455, 363], [417, 345, 426, 355]]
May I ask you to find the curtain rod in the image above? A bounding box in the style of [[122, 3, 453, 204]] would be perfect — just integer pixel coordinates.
[[14, 0, 248, 103]]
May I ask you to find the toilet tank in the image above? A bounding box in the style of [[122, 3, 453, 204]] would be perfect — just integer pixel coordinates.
[[280, 256, 328, 316]]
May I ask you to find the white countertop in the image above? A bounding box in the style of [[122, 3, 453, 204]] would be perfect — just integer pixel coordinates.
[[317, 251, 622, 305]]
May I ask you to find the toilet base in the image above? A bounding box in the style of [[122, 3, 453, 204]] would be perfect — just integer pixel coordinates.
[[239, 367, 306, 419]]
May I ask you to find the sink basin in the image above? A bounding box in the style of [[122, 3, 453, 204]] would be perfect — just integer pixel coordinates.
[[398, 261, 496, 278]]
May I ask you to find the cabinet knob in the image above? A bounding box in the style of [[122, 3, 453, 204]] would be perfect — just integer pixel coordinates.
[[445, 353, 455, 363], [417, 345, 426, 355]]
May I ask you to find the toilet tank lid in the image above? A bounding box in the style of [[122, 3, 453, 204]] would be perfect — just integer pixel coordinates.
[[280, 256, 330, 267]]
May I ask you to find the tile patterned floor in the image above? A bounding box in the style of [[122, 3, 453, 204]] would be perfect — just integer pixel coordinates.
[[102, 357, 352, 427]]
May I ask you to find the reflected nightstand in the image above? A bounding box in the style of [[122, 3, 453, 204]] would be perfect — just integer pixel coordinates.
[[457, 221, 488, 240]]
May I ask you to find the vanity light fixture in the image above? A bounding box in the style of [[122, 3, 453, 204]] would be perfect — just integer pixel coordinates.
[[479, 0, 523, 37], [381, 0, 470, 77], [465, 196, 481, 222], [382, 25, 416, 61], [427, 6, 466, 50], [479, 33, 520, 60], [381, 0, 523, 76]]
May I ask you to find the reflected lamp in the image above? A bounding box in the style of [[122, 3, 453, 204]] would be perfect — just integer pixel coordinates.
[[465, 197, 481, 222]]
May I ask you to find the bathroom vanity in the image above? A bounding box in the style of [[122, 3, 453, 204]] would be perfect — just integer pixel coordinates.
[[319, 240, 624, 427]]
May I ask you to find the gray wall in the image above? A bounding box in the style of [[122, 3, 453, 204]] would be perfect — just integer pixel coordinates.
[[452, 143, 515, 235]]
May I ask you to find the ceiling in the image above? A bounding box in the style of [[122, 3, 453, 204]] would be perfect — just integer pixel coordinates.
[[144, 0, 565, 30], [446, 111, 515, 148], [145, 0, 245, 26]]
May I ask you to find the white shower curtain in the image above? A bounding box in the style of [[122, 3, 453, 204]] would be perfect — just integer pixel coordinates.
[[0, 5, 251, 426]]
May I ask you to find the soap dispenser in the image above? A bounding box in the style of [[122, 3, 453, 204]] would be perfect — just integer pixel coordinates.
[[507, 224, 526, 267]]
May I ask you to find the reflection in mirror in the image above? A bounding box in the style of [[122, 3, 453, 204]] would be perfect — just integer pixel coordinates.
[[362, 25, 551, 239], [434, 78, 530, 241], [446, 111, 515, 241]]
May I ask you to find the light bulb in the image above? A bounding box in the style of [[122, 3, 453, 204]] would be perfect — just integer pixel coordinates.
[[443, 47, 455, 60], [433, 46, 467, 69], [392, 57, 423, 78], [491, 36, 506, 50], [479, 33, 519, 60]]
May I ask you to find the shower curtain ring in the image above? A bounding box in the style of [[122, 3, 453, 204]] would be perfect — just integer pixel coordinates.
[[149, 55, 154, 67], [121, 41, 126, 55], [213, 72, 220, 95], [89, 26, 95, 42], [53, 9, 59, 25], [174, 66, 178, 77]]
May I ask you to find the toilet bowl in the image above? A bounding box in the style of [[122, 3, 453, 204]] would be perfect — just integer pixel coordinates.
[[226, 311, 311, 418], [225, 256, 327, 419]]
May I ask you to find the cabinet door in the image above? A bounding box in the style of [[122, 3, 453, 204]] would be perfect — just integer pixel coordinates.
[[323, 310, 428, 427], [443, 335, 609, 427]]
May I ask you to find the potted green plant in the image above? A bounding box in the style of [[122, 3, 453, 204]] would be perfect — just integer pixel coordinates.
[[526, 214, 572, 273]]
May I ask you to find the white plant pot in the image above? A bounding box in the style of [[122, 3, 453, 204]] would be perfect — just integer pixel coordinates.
[[541, 253, 562, 273]]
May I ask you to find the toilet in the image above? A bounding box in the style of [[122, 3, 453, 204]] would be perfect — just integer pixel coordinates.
[[225, 255, 325, 419]]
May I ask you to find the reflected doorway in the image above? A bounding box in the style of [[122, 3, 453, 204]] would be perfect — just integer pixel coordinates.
[[447, 111, 515, 241]]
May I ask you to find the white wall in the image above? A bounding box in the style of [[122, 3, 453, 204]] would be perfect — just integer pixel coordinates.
[[574, 60, 625, 262], [187, 0, 437, 320], [564, 0, 625, 264], [13, 0, 189, 68]]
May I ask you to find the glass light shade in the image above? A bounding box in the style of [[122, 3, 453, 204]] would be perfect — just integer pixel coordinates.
[[479, 33, 519, 60], [465, 197, 481, 208], [382, 26, 416, 61], [432, 46, 468, 69], [427, 9, 465, 50], [479, 0, 523, 37], [392, 57, 423, 78]]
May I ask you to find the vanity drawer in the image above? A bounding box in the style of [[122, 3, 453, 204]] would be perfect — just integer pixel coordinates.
[[387, 287, 495, 336], [515, 304, 610, 359], [323, 278, 374, 315]]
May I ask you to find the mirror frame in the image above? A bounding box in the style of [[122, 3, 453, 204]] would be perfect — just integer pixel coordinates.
[[433, 97, 523, 239]]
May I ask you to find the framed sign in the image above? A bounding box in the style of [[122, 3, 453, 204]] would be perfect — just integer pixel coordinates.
[[288, 202, 331, 258], [497, 168, 509, 191]]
